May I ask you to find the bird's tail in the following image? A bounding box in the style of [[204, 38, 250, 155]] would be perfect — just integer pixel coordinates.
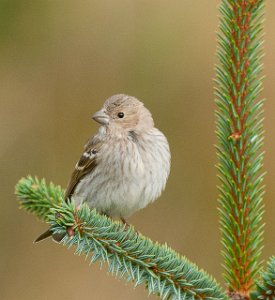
[[34, 228, 65, 243], [34, 229, 52, 243]]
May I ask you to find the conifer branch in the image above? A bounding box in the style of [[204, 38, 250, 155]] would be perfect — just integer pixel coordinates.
[[16, 176, 227, 300], [253, 256, 275, 300], [215, 0, 265, 298]]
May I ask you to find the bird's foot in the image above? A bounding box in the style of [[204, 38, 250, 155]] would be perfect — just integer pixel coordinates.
[[120, 217, 130, 228], [120, 218, 140, 236]]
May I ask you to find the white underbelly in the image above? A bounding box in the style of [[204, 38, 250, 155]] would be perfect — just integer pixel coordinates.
[[72, 131, 170, 218]]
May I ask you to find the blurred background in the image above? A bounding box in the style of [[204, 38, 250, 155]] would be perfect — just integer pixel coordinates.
[[0, 1, 274, 299]]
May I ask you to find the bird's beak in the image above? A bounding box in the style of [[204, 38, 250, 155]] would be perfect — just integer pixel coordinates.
[[92, 109, 109, 125]]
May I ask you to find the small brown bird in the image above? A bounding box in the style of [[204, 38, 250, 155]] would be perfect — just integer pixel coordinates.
[[35, 94, 171, 242]]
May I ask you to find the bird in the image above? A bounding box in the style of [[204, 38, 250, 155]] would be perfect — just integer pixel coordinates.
[[34, 94, 171, 242]]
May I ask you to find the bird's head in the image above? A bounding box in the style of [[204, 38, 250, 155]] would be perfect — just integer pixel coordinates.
[[92, 94, 154, 133]]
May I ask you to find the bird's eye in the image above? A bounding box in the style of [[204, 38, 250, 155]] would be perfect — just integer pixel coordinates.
[[117, 112, 124, 118]]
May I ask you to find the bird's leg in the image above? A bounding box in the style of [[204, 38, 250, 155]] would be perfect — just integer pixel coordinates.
[[102, 212, 110, 219], [120, 217, 130, 229], [120, 217, 127, 224], [120, 217, 140, 238]]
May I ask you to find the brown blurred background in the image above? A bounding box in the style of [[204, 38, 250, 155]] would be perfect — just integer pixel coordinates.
[[0, 1, 274, 299]]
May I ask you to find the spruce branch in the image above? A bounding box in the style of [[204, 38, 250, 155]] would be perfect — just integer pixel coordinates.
[[215, 0, 265, 298], [16, 176, 64, 221], [253, 257, 275, 300], [16, 176, 227, 300]]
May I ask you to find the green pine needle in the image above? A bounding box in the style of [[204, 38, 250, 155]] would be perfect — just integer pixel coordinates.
[[252, 257, 275, 300], [16, 176, 64, 221], [15, 176, 227, 300]]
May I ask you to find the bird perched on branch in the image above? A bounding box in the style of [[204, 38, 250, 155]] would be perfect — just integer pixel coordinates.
[[35, 94, 171, 242]]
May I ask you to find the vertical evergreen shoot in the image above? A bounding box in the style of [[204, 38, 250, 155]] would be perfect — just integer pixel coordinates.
[[215, 0, 265, 298]]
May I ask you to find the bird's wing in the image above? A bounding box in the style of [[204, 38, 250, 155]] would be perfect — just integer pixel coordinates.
[[64, 136, 103, 200], [35, 136, 104, 243]]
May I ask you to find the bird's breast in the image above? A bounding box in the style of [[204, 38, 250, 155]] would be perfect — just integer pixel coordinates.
[[73, 128, 170, 217]]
